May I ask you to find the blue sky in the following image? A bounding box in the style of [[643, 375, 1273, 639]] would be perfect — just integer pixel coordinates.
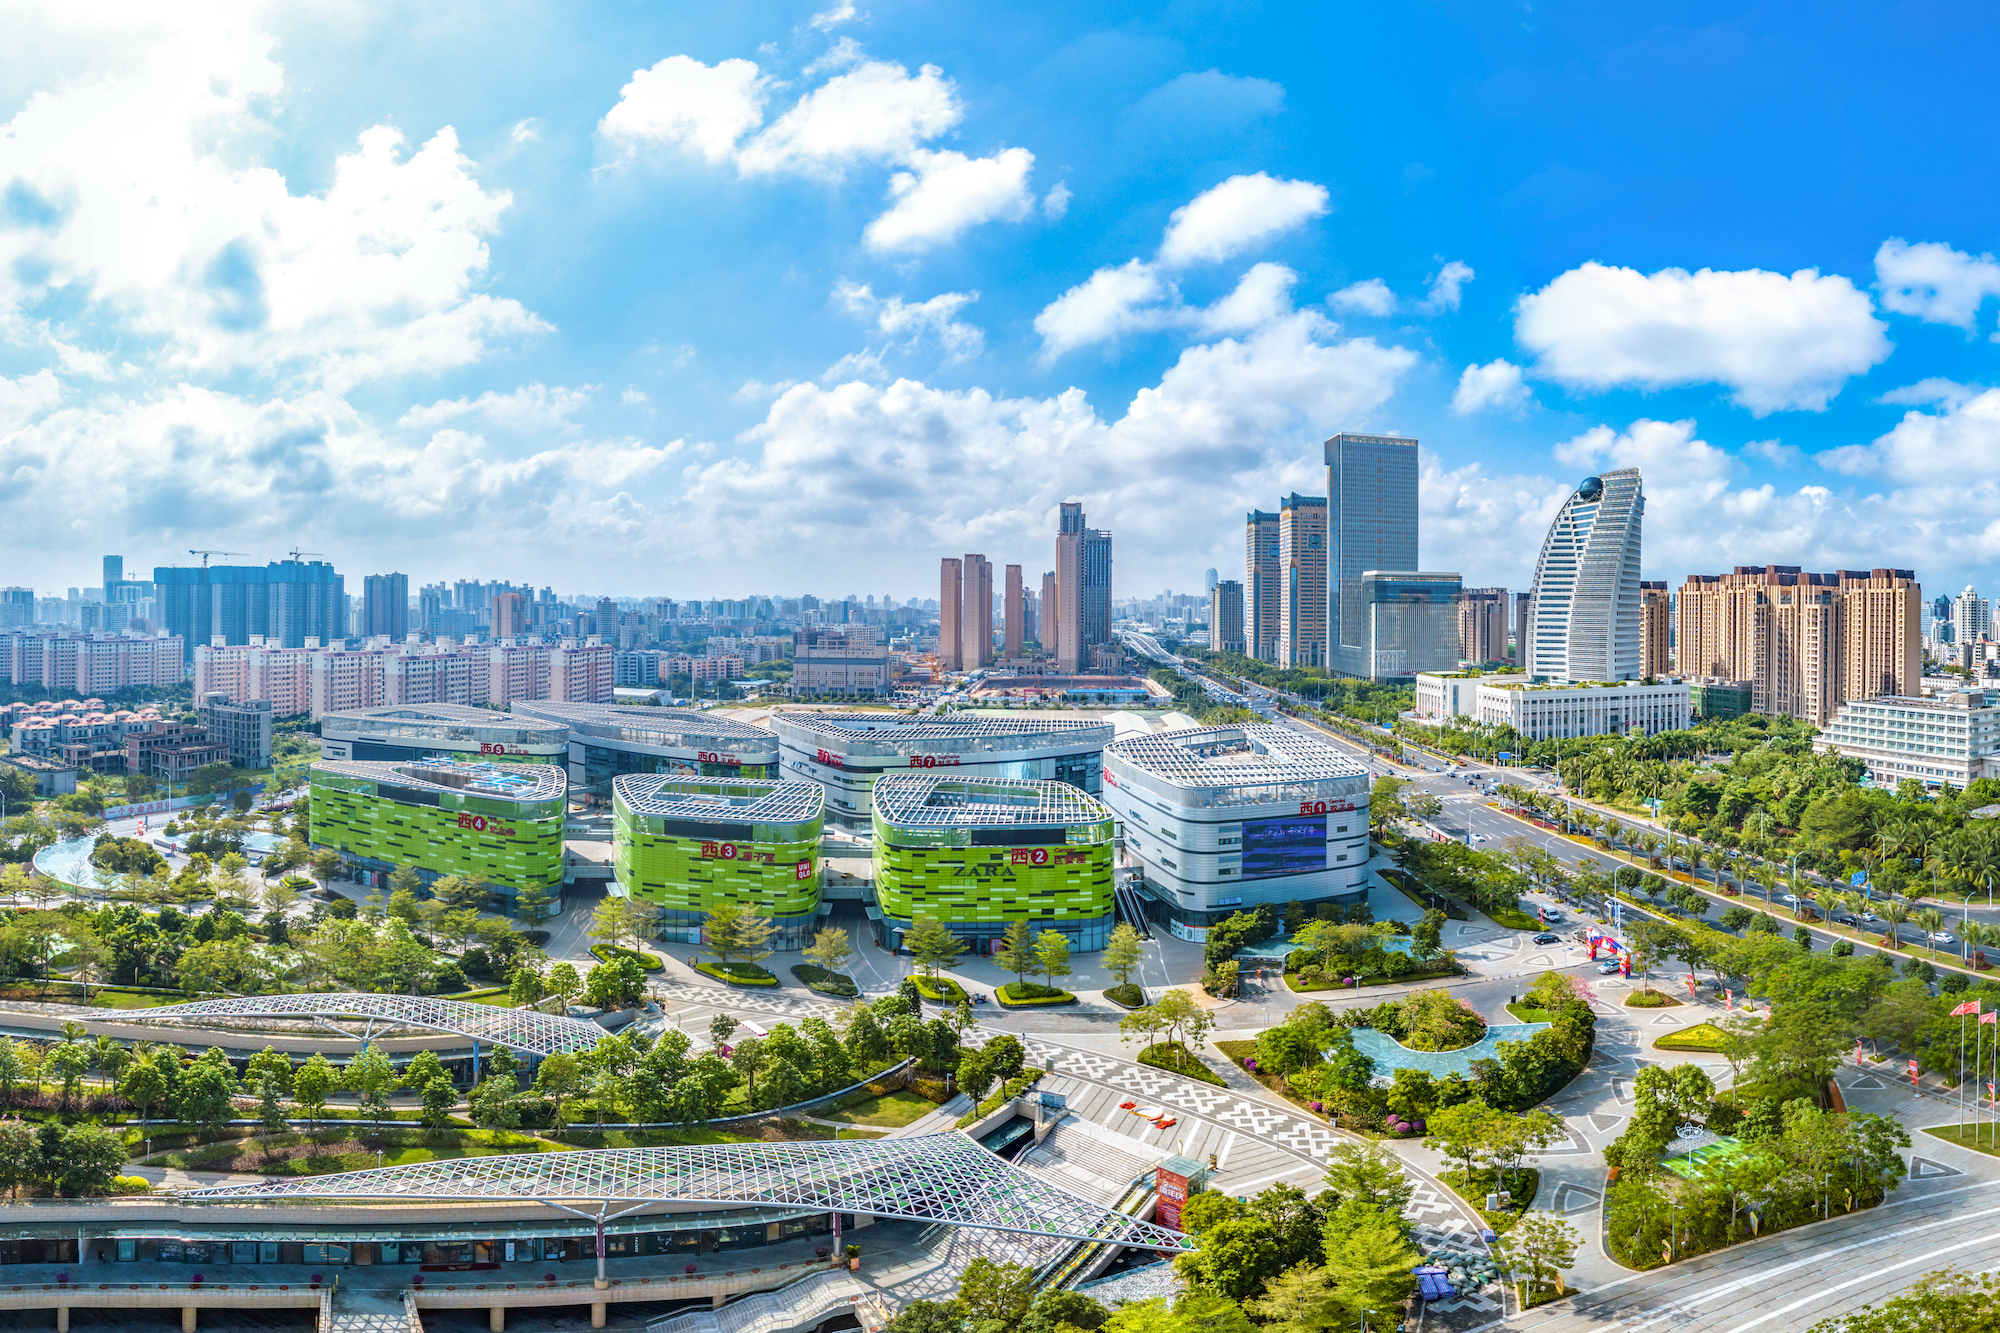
[[3, 1, 1998, 602]]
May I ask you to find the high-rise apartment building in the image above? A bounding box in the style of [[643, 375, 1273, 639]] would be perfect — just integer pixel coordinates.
[[962, 554, 993, 669], [1640, 581, 1671, 678], [939, 558, 964, 671], [156, 558, 347, 660], [1245, 509, 1280, 662], [1513, 592, 1532, 665], [1039, 571, 1057, 657], [1527, 469, 1644, 682], [1678, 566, 1921, 726], [0, 589, 32, 629], [1055, 505, 1111, 673], [1459, 588, 1509, 665], [492, 591, 528, 640], [1953, 586, 1992, 646], [1277, 493, 1328, 668], [1003, 565, 1024, 659], [1210, 580, 1245, 654], [361, 572, 410, 640], [1326, 434, 1419, 667]]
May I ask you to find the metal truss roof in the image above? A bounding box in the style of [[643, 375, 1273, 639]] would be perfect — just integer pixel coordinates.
[[120, 992, 606, 1057], [179, 1132, 1192, 1252]]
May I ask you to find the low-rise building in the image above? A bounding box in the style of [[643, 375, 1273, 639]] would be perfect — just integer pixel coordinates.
[[309, 759, 567, 911], [1101, 723, 1370, 940], [1687, 677, 1754, 721], [871, 774, 1118, 952], [511, 701, 779, 800], [198, 691, 272, 768], [0, 753, 77, 796], [1473, 678, 1691, 742], [1814, 687, 2000, 789], [612, 775, 824, 949], [1414, 670, 1531, 720]]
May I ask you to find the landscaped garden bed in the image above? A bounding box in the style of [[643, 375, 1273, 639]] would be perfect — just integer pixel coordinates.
[[1625, 990, 1681, 1008], [1652, 1022, 1731, 1052], [1136, 1041, 1229, 1086], [1439, 1166, 1539, 1235], [911, 975, 968, 1005], [995, 982, 1075, 1007], [791, 964, 859, 998], [1104, 983, 1145, 1008], [592, 944, 664, 971], [696, 961, 779, 987]]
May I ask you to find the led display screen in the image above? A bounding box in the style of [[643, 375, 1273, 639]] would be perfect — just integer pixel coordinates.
[[1240, 813, 1327, 879]]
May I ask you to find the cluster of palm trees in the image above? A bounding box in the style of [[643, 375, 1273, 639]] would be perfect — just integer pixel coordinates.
[[1495, 783, 1999, 964]]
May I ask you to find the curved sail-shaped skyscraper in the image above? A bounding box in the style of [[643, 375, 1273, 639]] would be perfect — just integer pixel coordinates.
[[1527, 468, 1644, 682]]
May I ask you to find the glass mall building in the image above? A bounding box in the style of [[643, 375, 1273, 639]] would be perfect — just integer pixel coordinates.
[[613, 775, 825, 948], [317, 703, 569, 765], [1100, 724, 1370, 941], [511, 701, 781, 801]]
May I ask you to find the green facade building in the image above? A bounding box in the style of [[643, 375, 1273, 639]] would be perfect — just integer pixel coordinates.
[[612, 775, 824, 949], [309, 759, 567, 911], [1688, 679, 1754, 721], [871, 774, 1117, 953]]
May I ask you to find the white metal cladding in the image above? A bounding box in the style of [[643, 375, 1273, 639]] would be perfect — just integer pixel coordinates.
[[120, 993, 606, 1056], [179, 1133, 1193, 1251]]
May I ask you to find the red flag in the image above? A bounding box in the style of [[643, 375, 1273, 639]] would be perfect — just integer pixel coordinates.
[[1983, 1011, 1998, 1026], [1954, 999, 1983, 1017]]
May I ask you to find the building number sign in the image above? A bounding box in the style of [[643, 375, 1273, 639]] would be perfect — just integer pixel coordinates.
[[1009, 848, 1088, 866], [1297, 800, 1356, 816], [477, 743, 531, 756], [696, 751, 737, 764], [456, 813, 516, 836], [907, 754, 960, 769]]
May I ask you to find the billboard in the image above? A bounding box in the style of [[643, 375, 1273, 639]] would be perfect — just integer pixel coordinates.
[[1239, 813, 1327, 879]]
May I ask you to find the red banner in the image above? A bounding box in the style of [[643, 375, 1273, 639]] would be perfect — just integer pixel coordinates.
[[1910, 1059, 1920, 1086]]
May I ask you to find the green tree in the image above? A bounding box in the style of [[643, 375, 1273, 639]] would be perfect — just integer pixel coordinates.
[[176, 1052, 239, 1132], [255, 1072, 290, 1143], [44, 1042, 89, 1110], [468, 1075, 521, 1131], [548, 961, 582, 1010], [955, 1257, 1037, 1330], [245, 1046, 294, 1099], [1424, 1098, 1501, 1182], [1102, 921, 1144, 989], [590, 895, 637, 951], [729, 1038, 767, 1098], [346, 1044, 401, 1121], [49, 1124, 126, 1197], [1322, 1141, 1414, 1216], [704, 901, 774, 970], [1803, 1268, 2000, 1333], [904, 917, 965, 977], [709, 1012, 740, 1049], [119, 1056, 168, 1125], [509, 963, 547, 1006], [1033, 929, 1073, 992], [1244, 1264, 1344, 1333], [292, 1053, 338, 1131], [992, 919, 1035, 986], [514, 880, 557, 928], [535, 1051, 584, 1130], [1493, 1213, 1580, 1300], [419, 1075, 458, 1131], [1320, 1206, 1419, 1325], [803, 926, 855, 978]]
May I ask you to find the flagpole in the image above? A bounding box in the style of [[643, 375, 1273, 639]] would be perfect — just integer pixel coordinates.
[[1963, 1008, 1969, 1133]]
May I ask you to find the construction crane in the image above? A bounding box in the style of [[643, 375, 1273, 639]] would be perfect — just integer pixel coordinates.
[[187, 550, 250, 568], [285, 548, 326, 563]]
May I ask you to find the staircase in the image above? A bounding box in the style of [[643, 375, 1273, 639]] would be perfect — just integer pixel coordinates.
[[1114, 881, 1154, 940], [647, 1270, 874, 1333]]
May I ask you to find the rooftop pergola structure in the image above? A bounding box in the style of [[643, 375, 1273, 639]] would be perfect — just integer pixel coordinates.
[[181, 1133, 1192, 1285], [120, 992, 606, 1067]]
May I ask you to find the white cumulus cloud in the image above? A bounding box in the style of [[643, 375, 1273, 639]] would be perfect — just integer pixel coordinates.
[[737, 59, 959, 177], [1156, 173, 1329, 267], [1820, 386, 2000, 481], [597, 55, 767, 163], [1329, 279, 1395, 316], [864, 147, 1035, 252], [1515, 261, 1891, 414], [1033, 261, 1172, 359], [1450, 359, 1530, 415], [836, 281, 984, 360], [400, 383, 597, 432], [1874, 238, 2000, 331]]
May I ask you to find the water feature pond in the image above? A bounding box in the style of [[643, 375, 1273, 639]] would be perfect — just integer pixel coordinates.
[[1347, 1021, 1552, 1079]]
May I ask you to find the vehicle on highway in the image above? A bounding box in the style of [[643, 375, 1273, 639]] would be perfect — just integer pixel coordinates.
[[1542, 911, 1565, 924], [1929, 931, 1957, 945], [1534, 932, 1560, 944], [1597, 960, 1622, 974], [1861, 910, 1881, 923]]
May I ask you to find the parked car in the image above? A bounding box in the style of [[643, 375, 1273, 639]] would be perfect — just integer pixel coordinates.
[[1543, 911, 1566, 925], [1534, 932, 1561, 945], [1597, 961, 1623, 974]]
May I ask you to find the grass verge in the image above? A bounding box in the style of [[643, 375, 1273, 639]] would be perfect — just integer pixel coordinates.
[[792, 964, 859, 998], [1104, 983, 1144, 1009], [1506, 1004, 1555, 1023], [1625, 990, 1682, 1008], [995, 982, 1075, 1007], [1136, 1042, 1228, 1087], [818, 1089, 938, 1129], [593, 944, 665, 971], [912, 975, 969, 1005], [696, 961, 779, 987], [1922, 1124, 2000, 1156]]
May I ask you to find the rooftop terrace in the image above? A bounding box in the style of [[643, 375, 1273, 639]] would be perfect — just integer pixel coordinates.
[[1104, 723, 1366, 789], [872, 774, 1114, 828], [312, 758, 567, 802], [614, 774, 825, 824]]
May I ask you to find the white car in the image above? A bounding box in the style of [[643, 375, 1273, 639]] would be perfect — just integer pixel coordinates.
[[1928, 931, 1957, 945]]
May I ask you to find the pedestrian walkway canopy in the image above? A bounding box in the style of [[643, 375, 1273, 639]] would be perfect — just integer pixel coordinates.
[[181, 1133, 1193, 1251], [120, 992, 606, 1057]]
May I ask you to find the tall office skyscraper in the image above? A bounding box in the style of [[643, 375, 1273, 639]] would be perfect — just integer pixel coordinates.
[[362, 572, 410, 640], [1056, 503, 1084, 672], [102, 555, 124, 596], [962, 554, 993, 669], [939, 558, 964, 671], [158, 558, 346, 659], [1326, 433, 1419, 667], [1639, 581, 1671, 678], [1513, 592, 1533, 665], [1527, 469, 1644, 682], [491, 590, 528, 640], [1082, 526, 1112, 662], [1210, 580, 1245, 654], [1003, 564, 1024, 659], [1245, 510, 1280, 662], [1204, 568, 1219, 593], [1277, 493, 1328, 667]]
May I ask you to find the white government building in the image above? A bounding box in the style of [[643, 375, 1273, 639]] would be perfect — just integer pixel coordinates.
[[1416, 672, 1692, 742], [1815, 686, 2000, 789]]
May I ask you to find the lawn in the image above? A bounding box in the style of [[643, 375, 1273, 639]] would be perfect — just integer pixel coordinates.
[[819, 1089, 938, 1128], [1922, 1124, 2000, 1156], [139, 1128, 564, 1174], [1136, 1042, 1229, 1087], [911, 975, 969, 1005], [1505, 1004, 1555, 1023], [696, 961, 779, 987], [1439, 1167, 1539, 1235], [1660, 1135, 1748, 1179]]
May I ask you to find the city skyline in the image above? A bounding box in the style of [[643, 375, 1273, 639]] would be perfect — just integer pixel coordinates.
[[0, 9, 1997, 597]]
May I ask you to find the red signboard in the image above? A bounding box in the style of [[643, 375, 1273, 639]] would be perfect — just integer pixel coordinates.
[[1009, 849, 1089, 866], [696, 750, 738, 765], [1156, 1164, 1191, 1231], [1296, 800, 1356, 816], [1910, 1058, 1921, 1086], [477, 743, 532, 756], [456, 813, 516, 836], [795, 860, 813, 880], [699, 841, 776, 865], [907, 754, 960, 769], [813, 748, 848, 770]]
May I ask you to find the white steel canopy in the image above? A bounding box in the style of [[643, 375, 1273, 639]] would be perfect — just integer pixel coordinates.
[[179, 1133, 1193, 1252], [121, 992, 606, 1057]]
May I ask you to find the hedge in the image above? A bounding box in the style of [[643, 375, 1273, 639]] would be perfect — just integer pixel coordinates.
[[1137, 1042, 1228, 1086], [911, 975, 969, 1005], [996, 982, 1076, 1008], [1653, 1021, 1732, 1052], [1104, 983, 1145, 1009], [696, 961, 779, 987], [792, 964, 859, 998], [593, 944, 665, 972]]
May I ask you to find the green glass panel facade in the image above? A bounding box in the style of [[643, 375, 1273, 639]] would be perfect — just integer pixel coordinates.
[[872, 829, 1115, 950], [611, 778, 823, 948], [310, 778, 564, 907]]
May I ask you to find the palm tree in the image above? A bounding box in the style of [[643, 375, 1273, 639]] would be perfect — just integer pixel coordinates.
[[1916, 908, 1947, 957], [1879, 900, 1910, 950], [1639, 833, 1661, 868], [1960, 920, 1986, 966], [1755, 861, 1783, 913], [1604, 818, 1625, 848]]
